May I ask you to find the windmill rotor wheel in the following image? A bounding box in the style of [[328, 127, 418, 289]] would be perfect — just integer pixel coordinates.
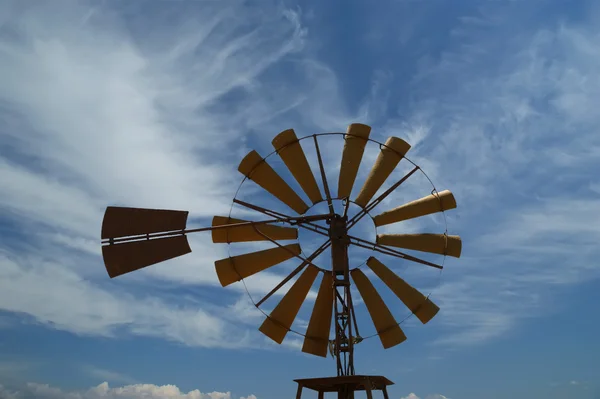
[[99, 123, 462, 364], [212, 126, 461, 357]]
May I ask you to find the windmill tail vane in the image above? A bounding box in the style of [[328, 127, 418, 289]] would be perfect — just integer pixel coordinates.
[[100, 123, 461, 399]]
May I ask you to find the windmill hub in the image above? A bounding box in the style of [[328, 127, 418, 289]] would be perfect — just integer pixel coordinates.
[[298, 200, 377, 272]]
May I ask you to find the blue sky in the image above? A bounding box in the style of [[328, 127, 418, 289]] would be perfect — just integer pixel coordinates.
[[0, 0, 599, 398]]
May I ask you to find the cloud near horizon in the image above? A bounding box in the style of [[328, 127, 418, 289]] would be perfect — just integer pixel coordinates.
[[0, 381, 257, 399], [0, 381, 450, 399], [400, 394, 449, 399]]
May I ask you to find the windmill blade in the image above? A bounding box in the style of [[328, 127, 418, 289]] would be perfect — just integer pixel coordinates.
[[338, 123, 371, 199], [211, 216, 298, 243], [101, 206, 188, 240], [377, 234, 462, 258], [238, 150, 309, 215], [272, 129, 323, 204], [351, 269, 406, 349], [354, 137, 411, 207], [366, 257, 439, 324], [102, 236, 191, 278], [259, 265, 320, 344], [302, 272, 334, 357], [214, 243, 301, 287], [373, 190, 457, 226], [101, 207, 192, 278]]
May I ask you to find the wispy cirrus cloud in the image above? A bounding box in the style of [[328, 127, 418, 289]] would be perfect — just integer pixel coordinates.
[[394, 4, 600, 347], [0, 0, 347, 348]]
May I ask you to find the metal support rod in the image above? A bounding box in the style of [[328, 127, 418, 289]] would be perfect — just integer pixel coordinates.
[[365, 378, 373, 399], [313, 135, 335, 216], [329, 214, 355, 376], [346, 282, 361, 339], [296, 384, 303, 399], [342, 198, 351, 219], [102, 213, 330, 245], [234, 198, 331, 232], [234, 199, 287, 219], [349, 240, 443, 270]]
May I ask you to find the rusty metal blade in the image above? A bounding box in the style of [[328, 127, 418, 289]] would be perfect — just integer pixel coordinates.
[[302, 272, 334, 357], [377, 234, 462, 258], [366, 257, 439, 324], [259, 265, 319, 344], [214, 244, 301, 287], [351, 269, 406, 349], [373, 190, 457, 226], [211, 216, 297, 243], [238, 150, 308, 214], [338, 123, 371, 199], [272, 129, 323, 204], [354, 137, 410, 207]]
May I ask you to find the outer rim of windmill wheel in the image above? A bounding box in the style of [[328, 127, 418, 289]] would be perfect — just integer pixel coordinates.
[[221, 129, 451, 343]]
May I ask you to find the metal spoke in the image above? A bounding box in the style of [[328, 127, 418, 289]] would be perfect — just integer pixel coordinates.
[[255, 239, 332, 307], [313, 135, 335, 215], [252, 226, 326, 272], [349, 240, 442, 270], [342, 197, 351, 219], [346, 166, 419, 230], [234, 199, 330, 229], [103, 214, 330, 245]]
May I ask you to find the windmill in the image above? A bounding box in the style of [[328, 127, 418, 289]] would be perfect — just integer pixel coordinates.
[[100, 123, 461, 399]]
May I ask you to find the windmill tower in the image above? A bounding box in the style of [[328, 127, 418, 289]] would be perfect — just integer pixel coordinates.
[[101, 123, 461, 399]]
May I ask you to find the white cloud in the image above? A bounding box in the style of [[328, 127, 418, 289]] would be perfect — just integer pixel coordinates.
[[0, 360, 32, 378], [0, 381, 254, 399], [0, 0, 344, 348], [0, 382, 452, 399], [82, 367, 136, 386], [0, 250, 249, 348], [400, 394, 449, 399], [393, 4, 600, 348]]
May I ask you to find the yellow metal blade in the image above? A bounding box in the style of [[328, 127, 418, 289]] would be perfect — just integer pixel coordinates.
[[354, 137, 411, 207], [259, 265, 320, 344], [377, 234, 462, 258], [102, 235, 191, 278], [338, 123, 371, 199], [302, 272, 334, 357], [366, 257, 439, 324], [214, 244, 301, 287], [211, 216, 298, 243], [351, 269, 406, 349], [374, 190, 457, 226], [272, 129, 323, 204], [238, 150, 309, 214]]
